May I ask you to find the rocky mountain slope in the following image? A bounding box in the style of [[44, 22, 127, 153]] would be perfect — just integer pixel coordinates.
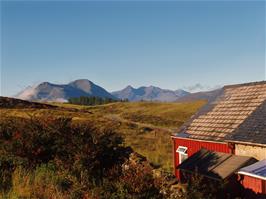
[[15, 79, 116, 102]]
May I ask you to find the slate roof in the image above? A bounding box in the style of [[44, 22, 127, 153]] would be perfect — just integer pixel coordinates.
[[238, 159, 266, 180], [177, 149, 257, 181], [176, 81, 266, 145], [226, 100, 266, 145]]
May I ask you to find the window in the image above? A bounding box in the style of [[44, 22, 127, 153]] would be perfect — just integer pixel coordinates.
[[176, 146, 188, 164]]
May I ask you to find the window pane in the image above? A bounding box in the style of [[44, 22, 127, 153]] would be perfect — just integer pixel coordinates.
[[177, 146, 187, 153]]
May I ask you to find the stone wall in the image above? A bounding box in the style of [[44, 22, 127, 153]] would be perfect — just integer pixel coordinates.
[[235, 144, 266, 160]]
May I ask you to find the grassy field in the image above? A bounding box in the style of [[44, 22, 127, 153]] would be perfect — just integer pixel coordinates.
[[1, 100, 205, 171]]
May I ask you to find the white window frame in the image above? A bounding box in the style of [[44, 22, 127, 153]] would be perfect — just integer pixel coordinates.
[[176, 146, 188, 164]]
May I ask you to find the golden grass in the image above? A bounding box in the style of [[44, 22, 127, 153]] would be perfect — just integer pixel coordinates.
[[2, 166, 67, 199], [1, 100, 206, 172]]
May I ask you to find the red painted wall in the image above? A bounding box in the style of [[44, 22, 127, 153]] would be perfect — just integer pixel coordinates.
[[240, 175, 266, 194], [264, 180, 266, 194], [172, 137, 232, 179]]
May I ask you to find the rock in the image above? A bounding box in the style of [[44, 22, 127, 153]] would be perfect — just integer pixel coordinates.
[[128, 152, 147, 164]]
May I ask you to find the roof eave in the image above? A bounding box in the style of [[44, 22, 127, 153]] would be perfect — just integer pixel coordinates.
[[177, 168, 224, 181], [226, 140, 266, 147], [237, 171, 266, 181], [172, 134, 227, 144]]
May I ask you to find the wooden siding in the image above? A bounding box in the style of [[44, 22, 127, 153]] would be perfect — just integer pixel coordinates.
[[240, 175, 266, 194], [173, 137, 232, 179], [264, 180, 266, 194]]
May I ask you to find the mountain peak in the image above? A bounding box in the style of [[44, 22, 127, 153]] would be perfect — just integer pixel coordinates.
[[38, 82, 52, 87], [125, 85, 134, 90], [69, 79, 95, 93], [70, 79, 93, 85]]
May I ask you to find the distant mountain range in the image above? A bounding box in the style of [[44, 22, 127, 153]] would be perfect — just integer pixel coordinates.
[[14, 79, 220, 102], [15, 79, 116, 102], [112, 86, 189, 102]]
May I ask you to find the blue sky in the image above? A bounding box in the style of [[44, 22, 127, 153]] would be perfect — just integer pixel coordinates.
[[1, 1, 265, 96]]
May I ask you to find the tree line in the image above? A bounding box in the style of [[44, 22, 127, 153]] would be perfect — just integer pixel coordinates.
[[68, 96, 128, 106]]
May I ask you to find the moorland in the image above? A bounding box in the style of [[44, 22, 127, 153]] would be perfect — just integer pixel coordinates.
[[0, 97, 205, 198]]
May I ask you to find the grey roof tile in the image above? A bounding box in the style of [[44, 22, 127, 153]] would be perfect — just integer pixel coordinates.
[[176, 81, 266, 145]]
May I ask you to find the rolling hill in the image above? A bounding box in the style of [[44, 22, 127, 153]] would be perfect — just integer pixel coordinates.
[[1, 97, 205, 171]]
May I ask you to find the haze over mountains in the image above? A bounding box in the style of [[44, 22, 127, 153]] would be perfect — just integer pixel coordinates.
[[14, 79, 219, 102], [175, 89, 222, 102]]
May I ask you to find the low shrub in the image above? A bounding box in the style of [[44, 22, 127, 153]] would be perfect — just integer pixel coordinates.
[[0, 116, 163, 198]]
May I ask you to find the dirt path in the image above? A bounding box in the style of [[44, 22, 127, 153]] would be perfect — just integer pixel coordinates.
[[104, 113, 179, 134]]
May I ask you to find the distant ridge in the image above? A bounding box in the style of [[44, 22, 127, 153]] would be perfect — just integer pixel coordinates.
[[176, 88, 222, 103], [15, 79, 116, 102], [15, 79, 222, 102], [112, 86, 189, 102]]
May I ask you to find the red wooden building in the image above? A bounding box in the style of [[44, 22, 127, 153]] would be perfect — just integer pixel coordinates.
[[238, 159, 266, 194], [172, 81, 266, 194]]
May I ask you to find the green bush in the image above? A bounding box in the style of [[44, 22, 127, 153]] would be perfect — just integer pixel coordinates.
[[0, 116, 164, 198], [0, 116, 125, 197]]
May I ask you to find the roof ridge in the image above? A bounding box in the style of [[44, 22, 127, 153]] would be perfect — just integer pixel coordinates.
[[223, 81, 266, 89]]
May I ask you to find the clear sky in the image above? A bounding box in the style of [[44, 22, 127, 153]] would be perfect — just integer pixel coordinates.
[[1, 0, 265, 96]]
